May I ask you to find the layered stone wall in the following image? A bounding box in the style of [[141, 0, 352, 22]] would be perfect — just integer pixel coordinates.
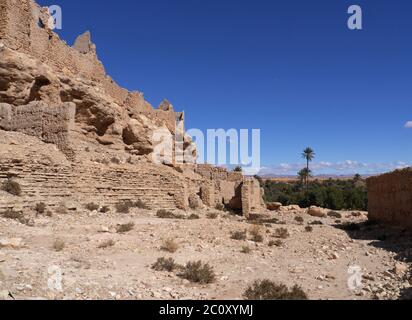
[[367, 168, 412, 228], [0, 133, 187, 212], [0, 101, 75, 158]]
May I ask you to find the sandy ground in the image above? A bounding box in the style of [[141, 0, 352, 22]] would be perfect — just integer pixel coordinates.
[[0, 207, 411, 300]]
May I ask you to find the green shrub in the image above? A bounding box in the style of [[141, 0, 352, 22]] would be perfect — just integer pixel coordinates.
[[263, 179, 367, 211], [243, 280, 308, 300]]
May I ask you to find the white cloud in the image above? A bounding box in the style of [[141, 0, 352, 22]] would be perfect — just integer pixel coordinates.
[[258, 160, 410, 176], [405, 121, 412, 128]]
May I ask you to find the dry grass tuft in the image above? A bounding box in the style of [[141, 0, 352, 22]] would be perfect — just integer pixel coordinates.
[[273, 228, 290, 239], [116, 222, 135, 234], [98, 239, 115, 249], [53, 239, 65, 252], [161, 239, 179, 253], [250, 226, 264, 243]]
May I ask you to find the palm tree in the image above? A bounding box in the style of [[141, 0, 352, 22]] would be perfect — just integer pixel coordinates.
[[302, 147, 315, 192], [298, 168, 312, 186]]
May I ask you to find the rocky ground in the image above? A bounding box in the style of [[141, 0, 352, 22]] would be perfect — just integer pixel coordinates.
[[0, 205, 411, 300]]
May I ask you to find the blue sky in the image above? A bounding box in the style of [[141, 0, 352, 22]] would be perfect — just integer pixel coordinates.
[[38, 0, 412, 175]]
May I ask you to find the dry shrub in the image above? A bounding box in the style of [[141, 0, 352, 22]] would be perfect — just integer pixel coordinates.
[[273, 228, 290, 239], [231, 230, 247, 241], [328, 211, 342, 219], [215, 203, 225, 211], [243, 280, 308, 300], [116, 222, 135, 233], [100, 206, 110, 213], [115, 201, 132, 214], [250, 226, 264, 243], [98, 239, 115, 249], [1, 209, 30, 225], [53, 239, 65, 252], [85, 203, 99, 212], [305, 226, 314, 233], [116, 200, 149, 213], [35, 202, 46, 215], [207, 212, 218, 219], [241, 246, 251, 254], [294, 216, 304, 224], [268, 240, 283, 247], [1, 179, 22, 196], [156, 210, 185, 219], [55, 203, 68, 215], [161, 239, 179, 253], [188, 214, 200, 220], [152, 257, 179, 272], [179, 261, 216, 284]]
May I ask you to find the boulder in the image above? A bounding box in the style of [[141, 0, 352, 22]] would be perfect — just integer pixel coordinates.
[[267, 202, 282, 211], [307, 206, 327, 218], [188, 194, 204, 210]]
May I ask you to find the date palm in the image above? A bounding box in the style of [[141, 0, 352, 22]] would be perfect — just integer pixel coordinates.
[[298, 168, 312, 186], [302, 147, 315, 192]]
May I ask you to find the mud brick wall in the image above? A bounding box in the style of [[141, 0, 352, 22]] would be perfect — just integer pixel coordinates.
[[0, 157, 187, 213], [367, 168, 412, 228], [0, 102, 75, 158]]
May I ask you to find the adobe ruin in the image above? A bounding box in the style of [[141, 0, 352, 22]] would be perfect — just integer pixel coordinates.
[[0, 0, 265, 216], [367, 168, 412, 229]]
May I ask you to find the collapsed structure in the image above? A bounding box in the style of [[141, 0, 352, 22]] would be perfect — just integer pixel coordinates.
[[367, 168, 412, 229], [0, 0, 264, 216]]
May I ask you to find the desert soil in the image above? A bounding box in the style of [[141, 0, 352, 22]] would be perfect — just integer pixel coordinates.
[[0, 207, 411, 300]]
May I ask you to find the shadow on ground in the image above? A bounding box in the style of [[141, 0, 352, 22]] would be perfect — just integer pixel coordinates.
[[333, 220, 412, 300]]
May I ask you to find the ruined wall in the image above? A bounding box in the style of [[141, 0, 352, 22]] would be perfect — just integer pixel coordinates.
[[194, 164, 264, 215], [367, 168, 412, 228], [0, 134, 187, 212], [0, 101, 75, 158]]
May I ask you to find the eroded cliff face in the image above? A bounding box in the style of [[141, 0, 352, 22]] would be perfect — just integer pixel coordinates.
[[0, 0, 264, 214]]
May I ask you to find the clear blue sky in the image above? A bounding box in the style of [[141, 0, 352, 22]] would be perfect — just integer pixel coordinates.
[[38, 0, 412, 175]]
